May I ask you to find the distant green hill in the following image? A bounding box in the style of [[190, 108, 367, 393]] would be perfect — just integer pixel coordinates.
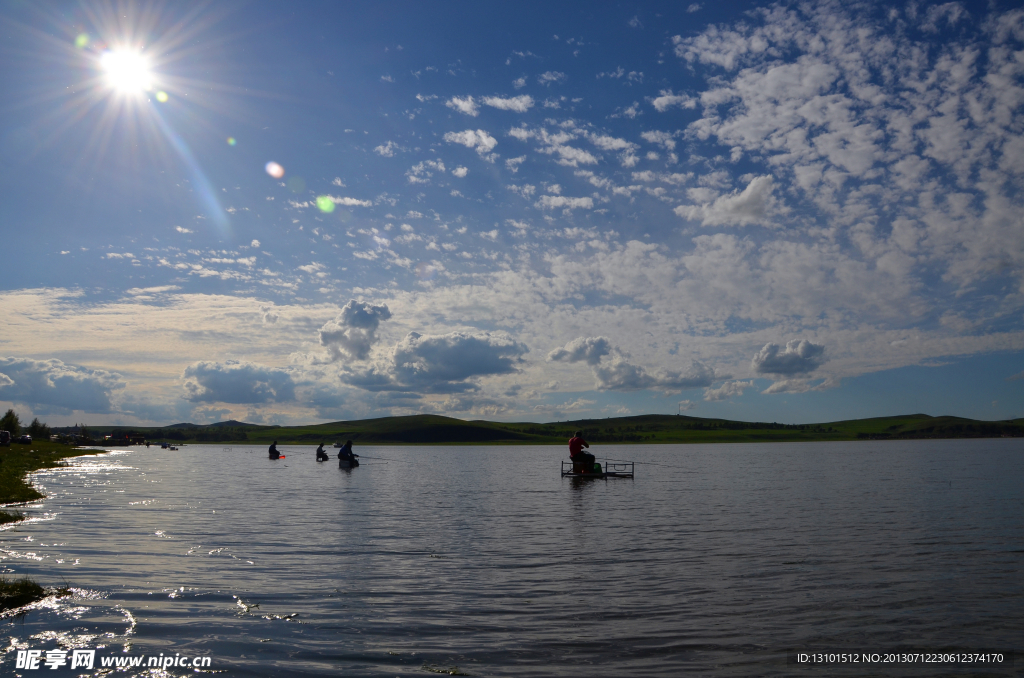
[[64, 412, 1024, 446]]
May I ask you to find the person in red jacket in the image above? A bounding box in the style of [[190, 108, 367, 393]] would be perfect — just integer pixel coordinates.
[[568, 431, 596, 472]]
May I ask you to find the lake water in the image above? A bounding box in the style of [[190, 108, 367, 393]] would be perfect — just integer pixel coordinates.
[[0, 440, 1021, 676]]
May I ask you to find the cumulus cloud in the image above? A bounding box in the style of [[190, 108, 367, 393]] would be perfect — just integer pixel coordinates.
[[537, 71, 567, 85], [640, 130, 677, 150], [452, 166, 468, 178], [594, 357, 716, 392], [444, 129, 498, 158], [0, 357, 125, 414], [751, 340, 826, 375], [762, 377, 839, 394], [535, 195, 594, 210], [547, 336, 614, 365], [674, 175, 779, 227], [373, 141, 400, 157], [543, 145, 598, 167], [668, 3, 1024, 296], [182, 360, 295, 404], [548, 338, 717, 393], [703, 380, 754, 401], [651, 89, 697, 112], [260, 304, 279, 324], [322, 195, 373, 207], [482, 95, 534, 112], [344, 331, 528, 394], [317, 300, 393, 362], [506, 156, 526, 172], [406, 159, 446, 184], [589, 134, 635, 152], [446, 96, 479, 116]]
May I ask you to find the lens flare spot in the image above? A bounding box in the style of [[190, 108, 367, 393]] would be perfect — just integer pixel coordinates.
[[287, 176, 306, 193], [316, 196, 336, 213], [265, 161, 285, 178], [155, 91, 169, 102], [75, 33, 90, 49], [227, 137, 237, 146]]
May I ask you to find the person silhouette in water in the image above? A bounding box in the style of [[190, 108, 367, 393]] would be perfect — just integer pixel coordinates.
[[568, 431, 595, 472], [337, 439, 358, 466], [316, 443, 329, 462], [268, 441, 281, 459]]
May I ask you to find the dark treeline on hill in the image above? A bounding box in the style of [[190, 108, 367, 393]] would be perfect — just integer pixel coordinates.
[[59, 413, 1024, 446]]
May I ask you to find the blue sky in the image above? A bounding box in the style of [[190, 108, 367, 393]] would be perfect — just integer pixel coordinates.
[[1, 0, 1022, 427]]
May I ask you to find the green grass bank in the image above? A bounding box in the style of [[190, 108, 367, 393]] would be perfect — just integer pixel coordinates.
[[68, 412, 1024, 446]]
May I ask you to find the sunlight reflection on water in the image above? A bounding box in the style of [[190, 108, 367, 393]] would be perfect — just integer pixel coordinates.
[[0, 440, 1021, 676]]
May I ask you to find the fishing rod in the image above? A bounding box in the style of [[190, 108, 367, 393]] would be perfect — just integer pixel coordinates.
[[352, 454, 409, 462], [600, 458, 695, 470]]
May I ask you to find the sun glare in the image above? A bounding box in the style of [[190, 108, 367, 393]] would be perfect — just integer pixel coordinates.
[[101, 49, 153, 94]]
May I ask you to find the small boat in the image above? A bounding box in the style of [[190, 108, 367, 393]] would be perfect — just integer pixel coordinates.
[[561, 460, 634, 479], [338, 457, 359, 469]]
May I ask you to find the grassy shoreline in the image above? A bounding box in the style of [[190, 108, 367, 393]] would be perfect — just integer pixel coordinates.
[[0, 441, 103, 612]]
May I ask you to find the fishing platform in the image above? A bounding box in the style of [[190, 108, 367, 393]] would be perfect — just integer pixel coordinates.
[[560, 460, 634, 479]]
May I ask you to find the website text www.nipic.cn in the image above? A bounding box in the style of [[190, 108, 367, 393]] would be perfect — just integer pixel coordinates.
[[14, 649, 212, 670]]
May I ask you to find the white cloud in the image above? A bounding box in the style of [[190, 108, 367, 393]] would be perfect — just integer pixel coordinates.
[[406, 159, 446, 184], [548, 337, 717, 393], [589, 134, 635, 152], [640, 130, 677, 150], [446, 96, 479, 116], [175, 226, 193, 234], [751, 340, 826, 375], [344, 331, 528, 394], [506, 156, 526, 172], [507, 183, 536, 198], [443, 129, 498, 158], [0, 357, 125, 414], [323, 195, 373, 207], [317, 300, 393, 362], [674, 175, 779, 227], [182, 360, 295, 404], [651, 89, 697, 112], [260, 304, 278, 324], [762, 377, 838, 394], [512, 76, 527, 89], [612, 102, 640, 119], [547, 336, 614, 365], [545, 145, 598, 167], [374, 141, 400, 157], [537, 71, 567, 85], [452, 166, 468, 178], [593, 357, 716, 392], [703, 380, 754, 401], [482, 95, 534, 112], [535, 195, 594, 210]]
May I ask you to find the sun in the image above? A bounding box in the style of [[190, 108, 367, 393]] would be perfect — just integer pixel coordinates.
[[100, 49, 154, 94]]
